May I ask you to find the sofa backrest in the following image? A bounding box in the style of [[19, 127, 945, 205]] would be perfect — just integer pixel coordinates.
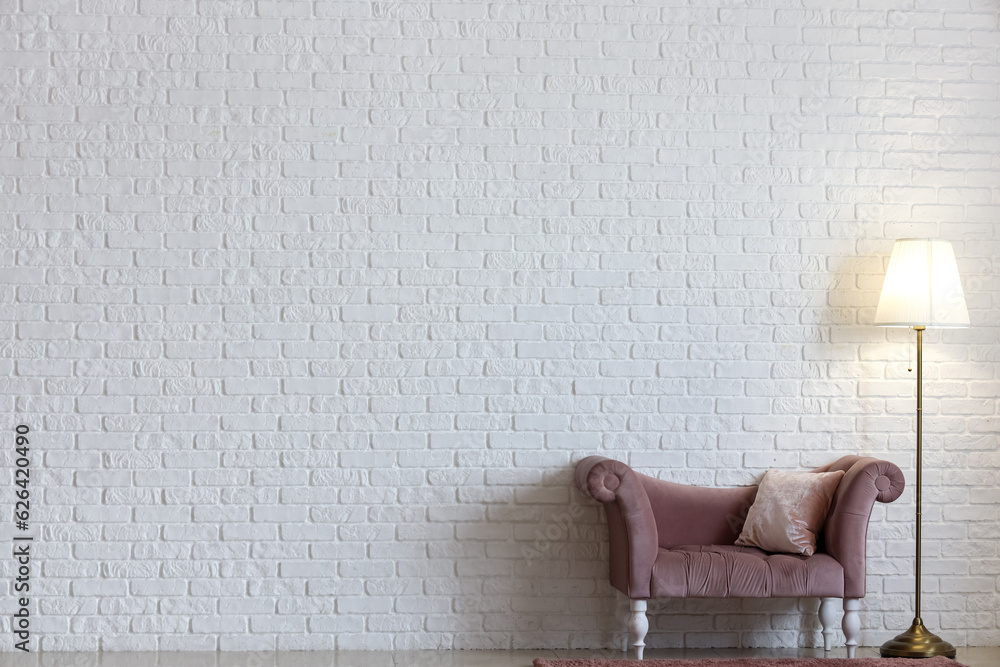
[[639, 474, 759, 549]]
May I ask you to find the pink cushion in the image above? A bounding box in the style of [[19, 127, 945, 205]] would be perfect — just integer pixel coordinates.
[[650, 545, 845, 598], [735, 469, 845, 556]]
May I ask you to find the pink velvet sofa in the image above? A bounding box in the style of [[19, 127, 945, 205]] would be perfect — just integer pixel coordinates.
[[575, 455, 904, 659]]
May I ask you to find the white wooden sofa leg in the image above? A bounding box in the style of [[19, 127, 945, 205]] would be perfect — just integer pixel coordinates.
[[843, 598, 860, 658], [621, 595, 630, 652], [819, 597, 838, 651], [629, 599, 648, 660]]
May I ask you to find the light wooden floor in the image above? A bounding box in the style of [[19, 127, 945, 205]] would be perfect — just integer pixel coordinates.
[[1, 647, 998, 666]]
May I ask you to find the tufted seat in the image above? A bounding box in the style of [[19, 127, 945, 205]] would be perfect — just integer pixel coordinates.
[[575, 455, 904, 660], [651, 545, 844, 599]]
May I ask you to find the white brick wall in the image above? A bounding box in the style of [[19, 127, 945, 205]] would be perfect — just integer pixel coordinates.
[[2, 0, 999, 653]]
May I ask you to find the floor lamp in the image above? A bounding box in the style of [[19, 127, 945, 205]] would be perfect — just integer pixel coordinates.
[[874, 238, 969, 659]]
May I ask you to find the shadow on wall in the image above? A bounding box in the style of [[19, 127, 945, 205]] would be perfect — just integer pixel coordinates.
[[453, 461, 828, 651], [444, 473, 615, 650], [825, 246, 898, 457]]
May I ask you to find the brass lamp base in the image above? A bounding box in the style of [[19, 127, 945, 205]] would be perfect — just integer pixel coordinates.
[[880, 618, 957, 659]]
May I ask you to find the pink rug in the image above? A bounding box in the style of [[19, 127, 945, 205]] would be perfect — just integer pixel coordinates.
[[532, 657, 968, 667]]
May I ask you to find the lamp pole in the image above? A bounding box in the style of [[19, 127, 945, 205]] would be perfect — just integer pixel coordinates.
[[879, 326, 956, 659], [916, 326, 922, 623]]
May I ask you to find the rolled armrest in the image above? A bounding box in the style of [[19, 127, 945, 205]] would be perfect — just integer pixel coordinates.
[[575, 456, 658, 599], [815, 456, 905, 598]]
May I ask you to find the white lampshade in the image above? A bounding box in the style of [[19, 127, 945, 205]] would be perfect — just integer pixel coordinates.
[[874, 238, 969, 328]]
